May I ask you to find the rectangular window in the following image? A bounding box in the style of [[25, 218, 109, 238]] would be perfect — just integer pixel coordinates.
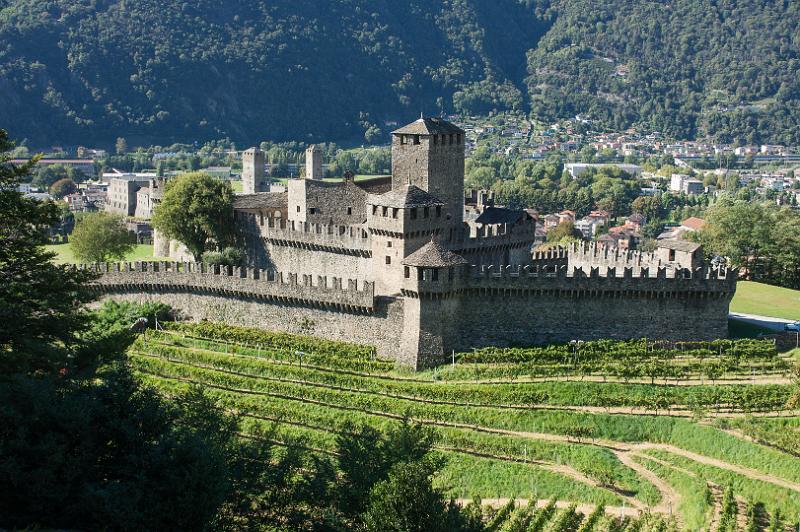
[[400, 135, 406, 145], [423, 207, 429, 218], [382, 206, 388, 217], [448, 267, 454, 281], [385, 256, 391, 265], [372, 205, 378, 215], [309, 208, 317, 214], [433, 135, 438, 145], [456, 134, 462, 145], [387, 241, 392, 248], [435, 206, 442, 217], [432, 269, 439, 281], [392, 208, 398, 218], [347, 207, 352, 215], [404, 266, 410, 278], [417, 268, 424, 281], [410, 208, 417, 220], [297, 206, 301, 212], [413, 135, 420, 145], [449, 134, 454, 145]]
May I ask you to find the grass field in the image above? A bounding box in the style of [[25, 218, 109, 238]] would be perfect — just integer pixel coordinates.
[[44, 243, 162, 264], [731, 281, 800, 320], [127, 322, 800, 528]]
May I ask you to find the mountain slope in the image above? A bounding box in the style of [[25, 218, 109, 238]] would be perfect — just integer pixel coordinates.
[[1, 0, 799, 146], [0, 0, 546, 145]]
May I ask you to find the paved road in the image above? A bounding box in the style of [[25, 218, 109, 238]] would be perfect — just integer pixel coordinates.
[[729, 312, 797, 332]]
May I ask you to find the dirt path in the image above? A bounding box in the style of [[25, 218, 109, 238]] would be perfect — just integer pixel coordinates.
[[631, 443, 800, 493], [615, 451, 680, 518]]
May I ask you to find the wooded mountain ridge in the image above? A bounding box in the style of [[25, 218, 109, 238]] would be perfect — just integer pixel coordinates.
[[1, 0, 798, 146]]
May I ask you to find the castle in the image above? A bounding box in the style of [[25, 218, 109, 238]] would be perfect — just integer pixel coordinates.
[[89, 117, 738, 369]]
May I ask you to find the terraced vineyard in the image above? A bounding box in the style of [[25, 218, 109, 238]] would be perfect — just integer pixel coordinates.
[[128, 322, 800, 530]]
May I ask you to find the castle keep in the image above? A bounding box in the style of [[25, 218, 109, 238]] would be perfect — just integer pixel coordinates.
[[88, 117, 738, 369]]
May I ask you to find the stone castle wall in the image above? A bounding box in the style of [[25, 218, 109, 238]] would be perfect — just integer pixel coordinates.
[[568, 242, 666, 273], [401, 264, 737, 366], [84, 261, 374, 310], [85, 260, 738, 369]]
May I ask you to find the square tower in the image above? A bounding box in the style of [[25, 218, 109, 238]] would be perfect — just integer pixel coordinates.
[[242, 148, 268, 193], [305, 144, 324, 180], [391, 117, 465, 228]]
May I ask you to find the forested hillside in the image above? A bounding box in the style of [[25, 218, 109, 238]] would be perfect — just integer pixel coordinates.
[[1, 0, 799, 146]]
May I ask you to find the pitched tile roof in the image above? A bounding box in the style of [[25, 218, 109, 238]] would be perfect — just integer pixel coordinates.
[[370, 185, 444, 208], [393, 117, 465, 136], [658, 239, 702, 253], [233, 192, 288, 210], [475, 206, 528, 225], [681, 217, 705, 231], [402, 241, 468, 268]]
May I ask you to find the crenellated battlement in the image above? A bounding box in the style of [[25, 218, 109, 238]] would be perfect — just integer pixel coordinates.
[[533, 247, 569, 262], [81, 261, 375, 311], [471, 263, 736, 280], [453, 219, 537, 254], [568, 241, 665, 271], [402, 262, 737, 299], [241, 214, 372, 256]]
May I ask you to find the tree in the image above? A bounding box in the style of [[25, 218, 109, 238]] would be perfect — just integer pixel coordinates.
[[631, 195, 664, 221], [49, 177, 77, 199], [115, 137, 128, 155], [151, 172, 235, 261], [71, 212, 136, 263], [547, 221, 583, 245], [0, 129, 94, 372], [361, 459, 465, 532]]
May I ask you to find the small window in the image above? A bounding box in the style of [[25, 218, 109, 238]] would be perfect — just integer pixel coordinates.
[[449, 134, 454, 145], [410, 208, 417, 220], [457, 134, 462, 145], [435, 206, 442, 217], [669, 249, 676, 261], [423, 207, 429, 218], [296, 206, 301, 213], [413, 135, 420, 145], [392, 208, 398, 218], [309, 208, 317, 214], [387, 241, 392, 248], [448, 267, 454, 281], [400, 135, 406, 145], [404, 266, 410, 278], [385, 256, 391, 265], [432, 269, 439, 281], [347, 207, 352, 215], [433, 135, 438, 145], [382, 206, 388, 217], [417, 268, 424, 281], [372, 205, 377, 215]]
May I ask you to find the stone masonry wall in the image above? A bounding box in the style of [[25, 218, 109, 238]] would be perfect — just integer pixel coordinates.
[[94, 291, 405, 359]]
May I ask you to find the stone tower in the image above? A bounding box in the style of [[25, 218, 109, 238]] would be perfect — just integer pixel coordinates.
[[391, 117, 465, 228], [305, 144, 323, 180], [242, 148, 267, 194], [366, 185, 448, 296]]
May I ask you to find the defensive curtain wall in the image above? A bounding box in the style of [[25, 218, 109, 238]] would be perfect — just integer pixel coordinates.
[[83, 256, 738, 369], [235, 211, 537, 283]]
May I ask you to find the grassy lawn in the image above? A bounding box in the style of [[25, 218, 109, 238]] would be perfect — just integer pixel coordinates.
[[44, 243, 161, 264], [230, 180, 243, 192], [730, 281, 800, 320]]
